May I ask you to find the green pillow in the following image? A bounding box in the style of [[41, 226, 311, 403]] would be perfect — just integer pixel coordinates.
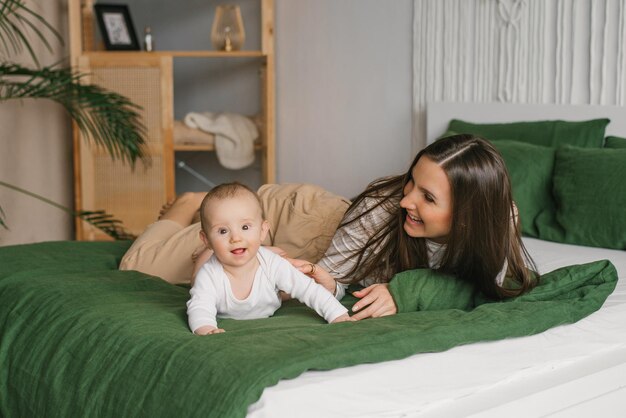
[[604, 136, 626, 149], [552, 146, 626, 250], [491, 140, 556, 238], [448, 118, 609, 148]]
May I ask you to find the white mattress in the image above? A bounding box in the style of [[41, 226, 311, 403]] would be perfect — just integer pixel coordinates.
[[248, 239, 626, 417]]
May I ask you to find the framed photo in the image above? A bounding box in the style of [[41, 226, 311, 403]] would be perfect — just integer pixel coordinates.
[[94, 4, 140, 51]]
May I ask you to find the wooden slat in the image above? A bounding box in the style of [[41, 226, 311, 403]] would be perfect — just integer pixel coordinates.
[[68, 0, 81, 65], [161, 55, 175, 202], [81, 0, 95, 52], [261, 0, 276, 183], [173, 143, 263, 152], [83, 51, 265, 59]]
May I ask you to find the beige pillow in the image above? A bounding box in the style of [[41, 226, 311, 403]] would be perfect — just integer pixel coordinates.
[[259, 183, 350, 263]]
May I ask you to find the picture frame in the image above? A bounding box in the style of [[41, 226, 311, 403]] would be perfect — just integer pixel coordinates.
[[94, 4, 140, 51]]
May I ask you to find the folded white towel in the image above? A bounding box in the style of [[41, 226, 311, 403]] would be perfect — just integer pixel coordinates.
[[183, 112, 258, 170], [173, 120, 215, 145]]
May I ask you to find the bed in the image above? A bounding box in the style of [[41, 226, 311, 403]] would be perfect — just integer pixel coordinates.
[[251, 102, 626, 417], [1, 102, 625, 417]]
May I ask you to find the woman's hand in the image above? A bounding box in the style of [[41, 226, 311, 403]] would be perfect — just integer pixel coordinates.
[[351, 283, 397, 320], [266, 246, 288, 258], [289, 258, 337, 295], [191, 246, 214, 286]]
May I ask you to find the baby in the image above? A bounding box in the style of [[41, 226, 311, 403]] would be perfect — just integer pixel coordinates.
[[186, 182, 352, 335]]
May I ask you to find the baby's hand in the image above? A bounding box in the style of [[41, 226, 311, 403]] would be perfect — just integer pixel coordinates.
[[192, 245, 213, 264], [331, 313, 356, 323], [194, 325, 225, 335]]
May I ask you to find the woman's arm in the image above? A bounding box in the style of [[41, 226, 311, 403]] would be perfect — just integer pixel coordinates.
[[272, 253, 349, 323], [286, 200, 378, 299], [191, 246, 213, 286], [289, 258, 341, 295], [320, 196, 396, 273], [288, 269, 398, 319], [317, 196, 396, 301]]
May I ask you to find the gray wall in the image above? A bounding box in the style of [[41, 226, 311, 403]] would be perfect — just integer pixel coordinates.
[[275, 0, 414, 198]]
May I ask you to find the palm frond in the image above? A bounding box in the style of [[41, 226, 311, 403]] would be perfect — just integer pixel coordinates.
[[76, 210, 136, 241], [0, 0, 62, 66], [0, 180, 136, 240], [0, 204, 6, 229], [0, 63, 149, 165]]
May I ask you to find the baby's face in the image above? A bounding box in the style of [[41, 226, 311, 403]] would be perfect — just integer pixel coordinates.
[[202, 193, 268, 270]]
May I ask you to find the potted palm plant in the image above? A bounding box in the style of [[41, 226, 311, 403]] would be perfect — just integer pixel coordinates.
[[0, 0, 146, 239]]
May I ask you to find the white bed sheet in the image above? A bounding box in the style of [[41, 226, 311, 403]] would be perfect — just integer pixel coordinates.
[[248, 239, 626, 418]]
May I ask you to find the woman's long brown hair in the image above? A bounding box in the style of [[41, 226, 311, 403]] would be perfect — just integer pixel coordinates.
[[336, 134, 537, 299]]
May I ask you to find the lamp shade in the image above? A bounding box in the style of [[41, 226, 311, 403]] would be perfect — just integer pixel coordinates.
[[211, 5, 245, 51]]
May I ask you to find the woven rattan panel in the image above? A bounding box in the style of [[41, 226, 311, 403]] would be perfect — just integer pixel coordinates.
[[79, 65, 165, 240], [93, 67, 163, 145]]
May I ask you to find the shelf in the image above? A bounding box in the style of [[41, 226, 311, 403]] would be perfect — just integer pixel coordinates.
[[83, 50, 266, 58], [69, 0, 275, 240], [173, 143, 263, 152]]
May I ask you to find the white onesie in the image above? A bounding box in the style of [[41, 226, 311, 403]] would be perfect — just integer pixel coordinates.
[[187, 247, 348, 332]]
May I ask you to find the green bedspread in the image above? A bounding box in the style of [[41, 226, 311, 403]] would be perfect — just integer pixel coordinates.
[[0, 241, 618, 418]]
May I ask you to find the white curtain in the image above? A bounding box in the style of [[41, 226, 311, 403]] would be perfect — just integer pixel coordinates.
[[413, 0, 626, 150]]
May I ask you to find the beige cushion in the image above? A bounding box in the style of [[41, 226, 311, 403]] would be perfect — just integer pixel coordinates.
[[259, 183, 350, 263]]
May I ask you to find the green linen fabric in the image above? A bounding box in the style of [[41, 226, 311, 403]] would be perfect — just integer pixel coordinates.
[[552, 146, 626, 250], [447, 118, 609, 148], [605, 136, 626, 149], [490, 140, 556, 237], [390, 261, 615, 313], [0, 241, 617, 418]]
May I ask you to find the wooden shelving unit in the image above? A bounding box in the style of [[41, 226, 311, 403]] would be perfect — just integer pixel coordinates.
[[68, 0, 275, 240]]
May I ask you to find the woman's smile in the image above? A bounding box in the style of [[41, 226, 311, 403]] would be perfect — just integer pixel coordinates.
[[405, 213, 423, 225]]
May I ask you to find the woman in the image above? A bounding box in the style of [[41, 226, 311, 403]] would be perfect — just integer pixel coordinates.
[[307, 134, 537, 319]]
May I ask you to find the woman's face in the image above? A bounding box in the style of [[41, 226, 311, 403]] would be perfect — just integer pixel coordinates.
[[399, 156, 453, 244]]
